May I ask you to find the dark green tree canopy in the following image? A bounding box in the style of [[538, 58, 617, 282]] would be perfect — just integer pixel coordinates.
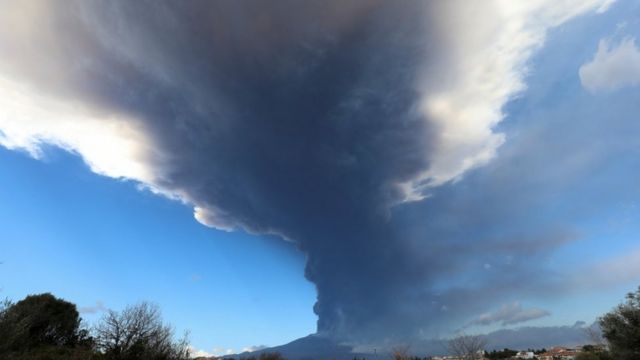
[[485, 348, 518, 359], [0, 293, 192, 360], [0, 293, 85, 355], [599, 286, 640, 360]]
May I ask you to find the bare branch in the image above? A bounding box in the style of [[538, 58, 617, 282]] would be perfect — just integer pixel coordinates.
[[447, 334, 487, 360]]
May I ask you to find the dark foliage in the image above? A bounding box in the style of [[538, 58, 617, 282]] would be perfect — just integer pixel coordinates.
[[240, 352, 285, 360], [575, 345, 612, 360], [6, 346, 101, 360], [599, 286, 640, 360], [485, 348, 517, 359], [0, 293, 191, 360], [0, 293, 92, 358]]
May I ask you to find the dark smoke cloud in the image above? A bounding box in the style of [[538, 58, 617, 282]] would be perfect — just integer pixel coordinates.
[[1, 0, 437, 340], [0, 0, 630, 345]]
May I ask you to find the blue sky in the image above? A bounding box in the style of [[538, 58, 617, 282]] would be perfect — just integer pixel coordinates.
[[0, 146, 316, 353], [2, 0, 640, 355]]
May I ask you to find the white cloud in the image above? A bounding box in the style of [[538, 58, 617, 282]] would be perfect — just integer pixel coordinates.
[[0, 0, 614, 230], [78, 300, 107, 314], [189, 346, 235, 358], [402, 0, 614, 200], [579, 37, 640, 92], [193, 206, 236, 232], [0, 76, 158, 184], [188, 346, 214, 358], [213, 348, 235, 356], [241, 345, 268, 353], [469, 301, 550, 327]]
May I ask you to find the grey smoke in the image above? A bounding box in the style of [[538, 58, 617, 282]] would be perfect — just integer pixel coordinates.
[[0, 0, 635, 345]]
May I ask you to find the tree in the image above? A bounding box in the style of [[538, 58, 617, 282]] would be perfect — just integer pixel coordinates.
[[447, 334, 486, 360], [258, 352, 285, 360], [584, 323, 607, 349], [575, 353, 601, 360], [391, 345, 411, 360], [0, 293, 89, 356], [0, 298, 12, 323], [486, 348, 517, 359], [95, 301, 190, 360], [575, 347, 612, 360], [5, 345, 99, 360], [599, 286, 640, 360]]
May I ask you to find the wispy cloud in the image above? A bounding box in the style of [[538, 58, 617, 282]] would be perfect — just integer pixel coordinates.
[[468, 302, 551, 327], [404, 0, 614, 198], [188, 346, 215, 358], [211, 347, 235, 356], [580, 37, 640, 92], [568, 248, 640, 291], [78, 301, 107, 314], [242, 345, 269, 353]]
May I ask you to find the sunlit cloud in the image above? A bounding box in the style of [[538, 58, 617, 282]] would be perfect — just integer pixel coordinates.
[[580, 37, 640, 92]]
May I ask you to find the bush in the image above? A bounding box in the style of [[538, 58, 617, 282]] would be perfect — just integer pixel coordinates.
[[7, 346, 101, 360], [0, 293, 91, 357]]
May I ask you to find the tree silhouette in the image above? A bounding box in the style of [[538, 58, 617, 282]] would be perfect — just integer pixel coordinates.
[[95, 301, 190, 360], [599, 286, 640, 360], [0, 293, 90, 357]]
